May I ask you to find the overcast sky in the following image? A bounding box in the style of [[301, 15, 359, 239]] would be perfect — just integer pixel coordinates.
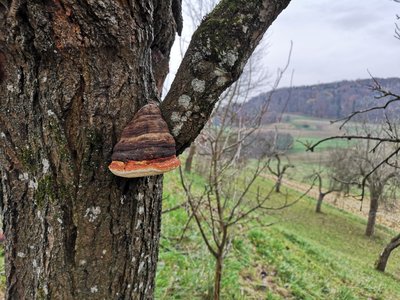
[[167, 0, 400, 92], [265, 0, 400, 87]]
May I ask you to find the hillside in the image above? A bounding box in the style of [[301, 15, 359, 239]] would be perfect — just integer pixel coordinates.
[[156, 170, 400, 299], [244, 78, 400, 122]]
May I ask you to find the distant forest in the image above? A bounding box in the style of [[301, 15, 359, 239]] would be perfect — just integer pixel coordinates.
[[244, 78, 400, 123]]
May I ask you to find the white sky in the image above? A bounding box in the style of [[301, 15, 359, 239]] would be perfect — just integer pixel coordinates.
[[266, 0, 400, 87], [166, 0, 400, 91]]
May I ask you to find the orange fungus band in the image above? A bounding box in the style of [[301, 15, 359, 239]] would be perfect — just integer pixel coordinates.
[[109, 155, 180, 173]]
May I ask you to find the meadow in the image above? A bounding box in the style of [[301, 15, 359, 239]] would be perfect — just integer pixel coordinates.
[[156, 114, 400, 299], [156, 169, 400, 299]]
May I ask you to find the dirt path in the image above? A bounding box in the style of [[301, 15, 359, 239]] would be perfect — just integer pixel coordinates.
[[264, 174, 400, 232]]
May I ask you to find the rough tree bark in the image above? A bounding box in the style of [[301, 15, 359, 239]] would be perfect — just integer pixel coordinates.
[[213, 253, 223, 300], [315, 192, 326, 213], [375, 233, 400, 272], [0, 0, 291, 298], [267, 154, 293, 193], [365, 184, 382, 237]]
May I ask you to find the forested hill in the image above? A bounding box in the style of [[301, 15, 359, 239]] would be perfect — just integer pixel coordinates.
[[245, 78, 400, 122]]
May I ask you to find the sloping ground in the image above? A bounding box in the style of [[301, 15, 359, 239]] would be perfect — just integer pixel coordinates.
[[156, 171, 400, 299], [265, 173, 400, 232]]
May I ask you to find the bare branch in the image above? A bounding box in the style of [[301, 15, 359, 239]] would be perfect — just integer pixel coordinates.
[[306, 135, 400, 152], [328, 76, 400, 129], [162, 202, 186, 214], [179, 167, 218, 257]]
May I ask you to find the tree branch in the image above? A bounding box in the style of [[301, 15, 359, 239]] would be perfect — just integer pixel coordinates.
[[161, 0, 291, 153], [305, 135, 400, 152], [179, 167, 218, 257]]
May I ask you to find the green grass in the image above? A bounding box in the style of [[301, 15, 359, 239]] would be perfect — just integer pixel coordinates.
[[156, 169, 400, 299]]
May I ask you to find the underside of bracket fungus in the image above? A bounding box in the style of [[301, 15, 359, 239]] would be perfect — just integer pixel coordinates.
[[109, 103, 180, 178]]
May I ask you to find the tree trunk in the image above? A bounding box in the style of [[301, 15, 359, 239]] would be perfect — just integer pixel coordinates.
[[366, 188, 380, 237], [213, 254, 223, 300], [375, 234, 400, 272], [275, 176, 282, 193], [184, 143, 196, 173], [0, 1, 178, 298], [315, 193, 325, 213], [0, 0, 292, 298]]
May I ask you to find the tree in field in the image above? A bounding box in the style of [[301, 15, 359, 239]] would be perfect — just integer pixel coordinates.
[[308, 83, 400, 271], [175, 13, 296, 294], [241, 127, 294, 193], [375, 0, 400, 271], [0, 0, 291, 298], [308, 170, 341, 213], [328, 134, 399, 237], [267, 152, 293, 193], [179, 84, 304, 299]]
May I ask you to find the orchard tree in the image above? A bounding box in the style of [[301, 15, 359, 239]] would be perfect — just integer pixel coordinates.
[[267, 153, 293, 193], [328, 135, 399, 237], [308, 171, 341, 213], [178, 75, 301, 300], [0, 0, 291, 298]]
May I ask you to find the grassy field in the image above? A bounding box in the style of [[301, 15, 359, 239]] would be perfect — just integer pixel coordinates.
[[261, 114, 343, 139], [261, 114, 359, 192], [156, 169, 400, 299]]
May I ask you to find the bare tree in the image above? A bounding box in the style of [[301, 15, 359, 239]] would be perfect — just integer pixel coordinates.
[[308, 79, 400, 196], [307, 83, 400, 271], [179, 114, 305, 300], [177, 40, 300, 298], [267, 153, 294, 193], [0, 0, 292, 298], [306, 80, 400, 238], [308, 170, 341, 213], [328, 132, 399, 237]]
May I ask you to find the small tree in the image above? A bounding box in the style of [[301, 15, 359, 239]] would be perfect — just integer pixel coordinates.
[[308, 171, 341, 213], [267, 153, 293, 193], [180, 120, 304, 299], [178, 43, 301, 298]]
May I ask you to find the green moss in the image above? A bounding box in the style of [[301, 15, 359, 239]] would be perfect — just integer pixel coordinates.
[[36, 287, 47, 300], [35, 175, 57, 208], [19, 147, 37, 172], [48, 117, 70, 162], [192, 1, 253, 71], [212, 0, 246, 16]]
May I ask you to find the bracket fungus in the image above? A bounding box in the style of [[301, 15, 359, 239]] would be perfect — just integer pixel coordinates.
[[109, 103, 180, 178]]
